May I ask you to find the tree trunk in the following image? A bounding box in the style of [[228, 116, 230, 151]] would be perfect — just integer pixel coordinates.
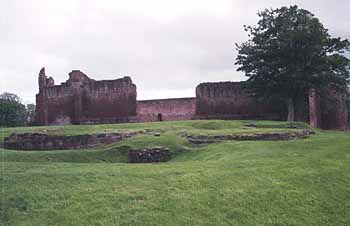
[[286, 98, 295, 122]]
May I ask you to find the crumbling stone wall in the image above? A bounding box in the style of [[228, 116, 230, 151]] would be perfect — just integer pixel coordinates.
[[320, 88, 348, 130], [195, 82, 282, 120], [35, 68, 137, 125], [185, 129, 315, 144], [137, 98, 196, 122], [308, 87, 348, 130], [34, 68, 348, 129], [4, 132, 138, 150], [308, 89, 321, 128]]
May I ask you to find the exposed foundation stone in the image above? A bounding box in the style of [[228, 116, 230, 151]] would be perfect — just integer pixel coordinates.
[[128, 147, 171, 163], [184, 129, 315, 144], [4, 132, 139, 150]]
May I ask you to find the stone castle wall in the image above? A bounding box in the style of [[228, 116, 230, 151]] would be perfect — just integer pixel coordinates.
[[79, 79, 137, 124], [35, 68, 137, 125], [195, 82, 282, 120], [309, 87, 348, 130], [137, 98, 196, 122], [34, 68, 348, 130]]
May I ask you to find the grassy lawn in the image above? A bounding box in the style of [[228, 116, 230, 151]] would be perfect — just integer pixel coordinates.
[[1, 120, 350, 226]]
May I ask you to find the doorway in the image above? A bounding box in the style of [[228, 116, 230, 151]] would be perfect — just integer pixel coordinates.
[[157, 113, 163, 121]]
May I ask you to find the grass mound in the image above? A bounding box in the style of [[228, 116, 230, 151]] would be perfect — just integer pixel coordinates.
[[1, 120, 310, 163], [190, 120, 231, 130], [1, 120, 350, 226]]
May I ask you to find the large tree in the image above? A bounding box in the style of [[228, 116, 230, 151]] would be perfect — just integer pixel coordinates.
[[0, 92, 27, 127], [235, 5, 350, 121]]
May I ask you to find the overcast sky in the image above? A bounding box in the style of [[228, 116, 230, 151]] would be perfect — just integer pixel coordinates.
[[1, 0, 349, 104]]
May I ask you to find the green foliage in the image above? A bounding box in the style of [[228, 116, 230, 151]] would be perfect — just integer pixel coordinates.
[[0, 93, 27, 127], [0, 92, 35, 127], [1, 120, 350, 226], [235, 5, 350, 121], [26, 104, 36, 125]]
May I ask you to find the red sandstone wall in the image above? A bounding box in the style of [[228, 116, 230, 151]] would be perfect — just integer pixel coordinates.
[[308, 87, 348, 130], [46, 95, 75, 125], [308, 89, 321, 128], [320, 88, 348, 130], [36, 82, 75, 125], [35, 68, 348, 129], [137, 98, 196, 122], [81, 78, 137, 123], [35, 69, 137, 125], [195, 82, 281, 120]]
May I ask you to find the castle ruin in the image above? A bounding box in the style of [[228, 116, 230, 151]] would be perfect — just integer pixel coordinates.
[[35, 68, 348, 130]]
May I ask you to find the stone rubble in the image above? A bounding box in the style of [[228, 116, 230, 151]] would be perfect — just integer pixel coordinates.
[[128, 147, 171, 163]]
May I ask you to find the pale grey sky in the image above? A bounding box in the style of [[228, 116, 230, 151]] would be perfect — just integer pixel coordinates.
[[1, 0, 349, 104]]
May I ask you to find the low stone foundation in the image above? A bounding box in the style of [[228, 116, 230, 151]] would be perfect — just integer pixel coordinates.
[[185, 129, 315, 144], [4, 132, 139, 150], [128, 147, 171, 163]]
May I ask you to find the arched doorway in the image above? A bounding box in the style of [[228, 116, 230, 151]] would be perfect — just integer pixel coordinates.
[[157, 113, 163, 121]]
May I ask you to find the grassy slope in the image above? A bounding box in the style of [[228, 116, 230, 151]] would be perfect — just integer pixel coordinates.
[[1, 120, 350, 226], [0, 120, 307, 163]]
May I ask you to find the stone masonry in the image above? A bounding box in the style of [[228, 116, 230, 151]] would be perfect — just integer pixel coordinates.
[[137, 98, 196, 122], [309, 87, 348, 130], [4, 132, 139, 150], [34, 68, 348, 130], [35, 68, 137, 125], [195, 82, 282, 120]]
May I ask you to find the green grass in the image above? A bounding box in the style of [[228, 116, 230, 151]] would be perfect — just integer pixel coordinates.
[[1, 120, 350, 226], [0, 120, 308, 141]]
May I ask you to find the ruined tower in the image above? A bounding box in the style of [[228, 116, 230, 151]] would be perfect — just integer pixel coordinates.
[[35, 68, 137, 125]]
